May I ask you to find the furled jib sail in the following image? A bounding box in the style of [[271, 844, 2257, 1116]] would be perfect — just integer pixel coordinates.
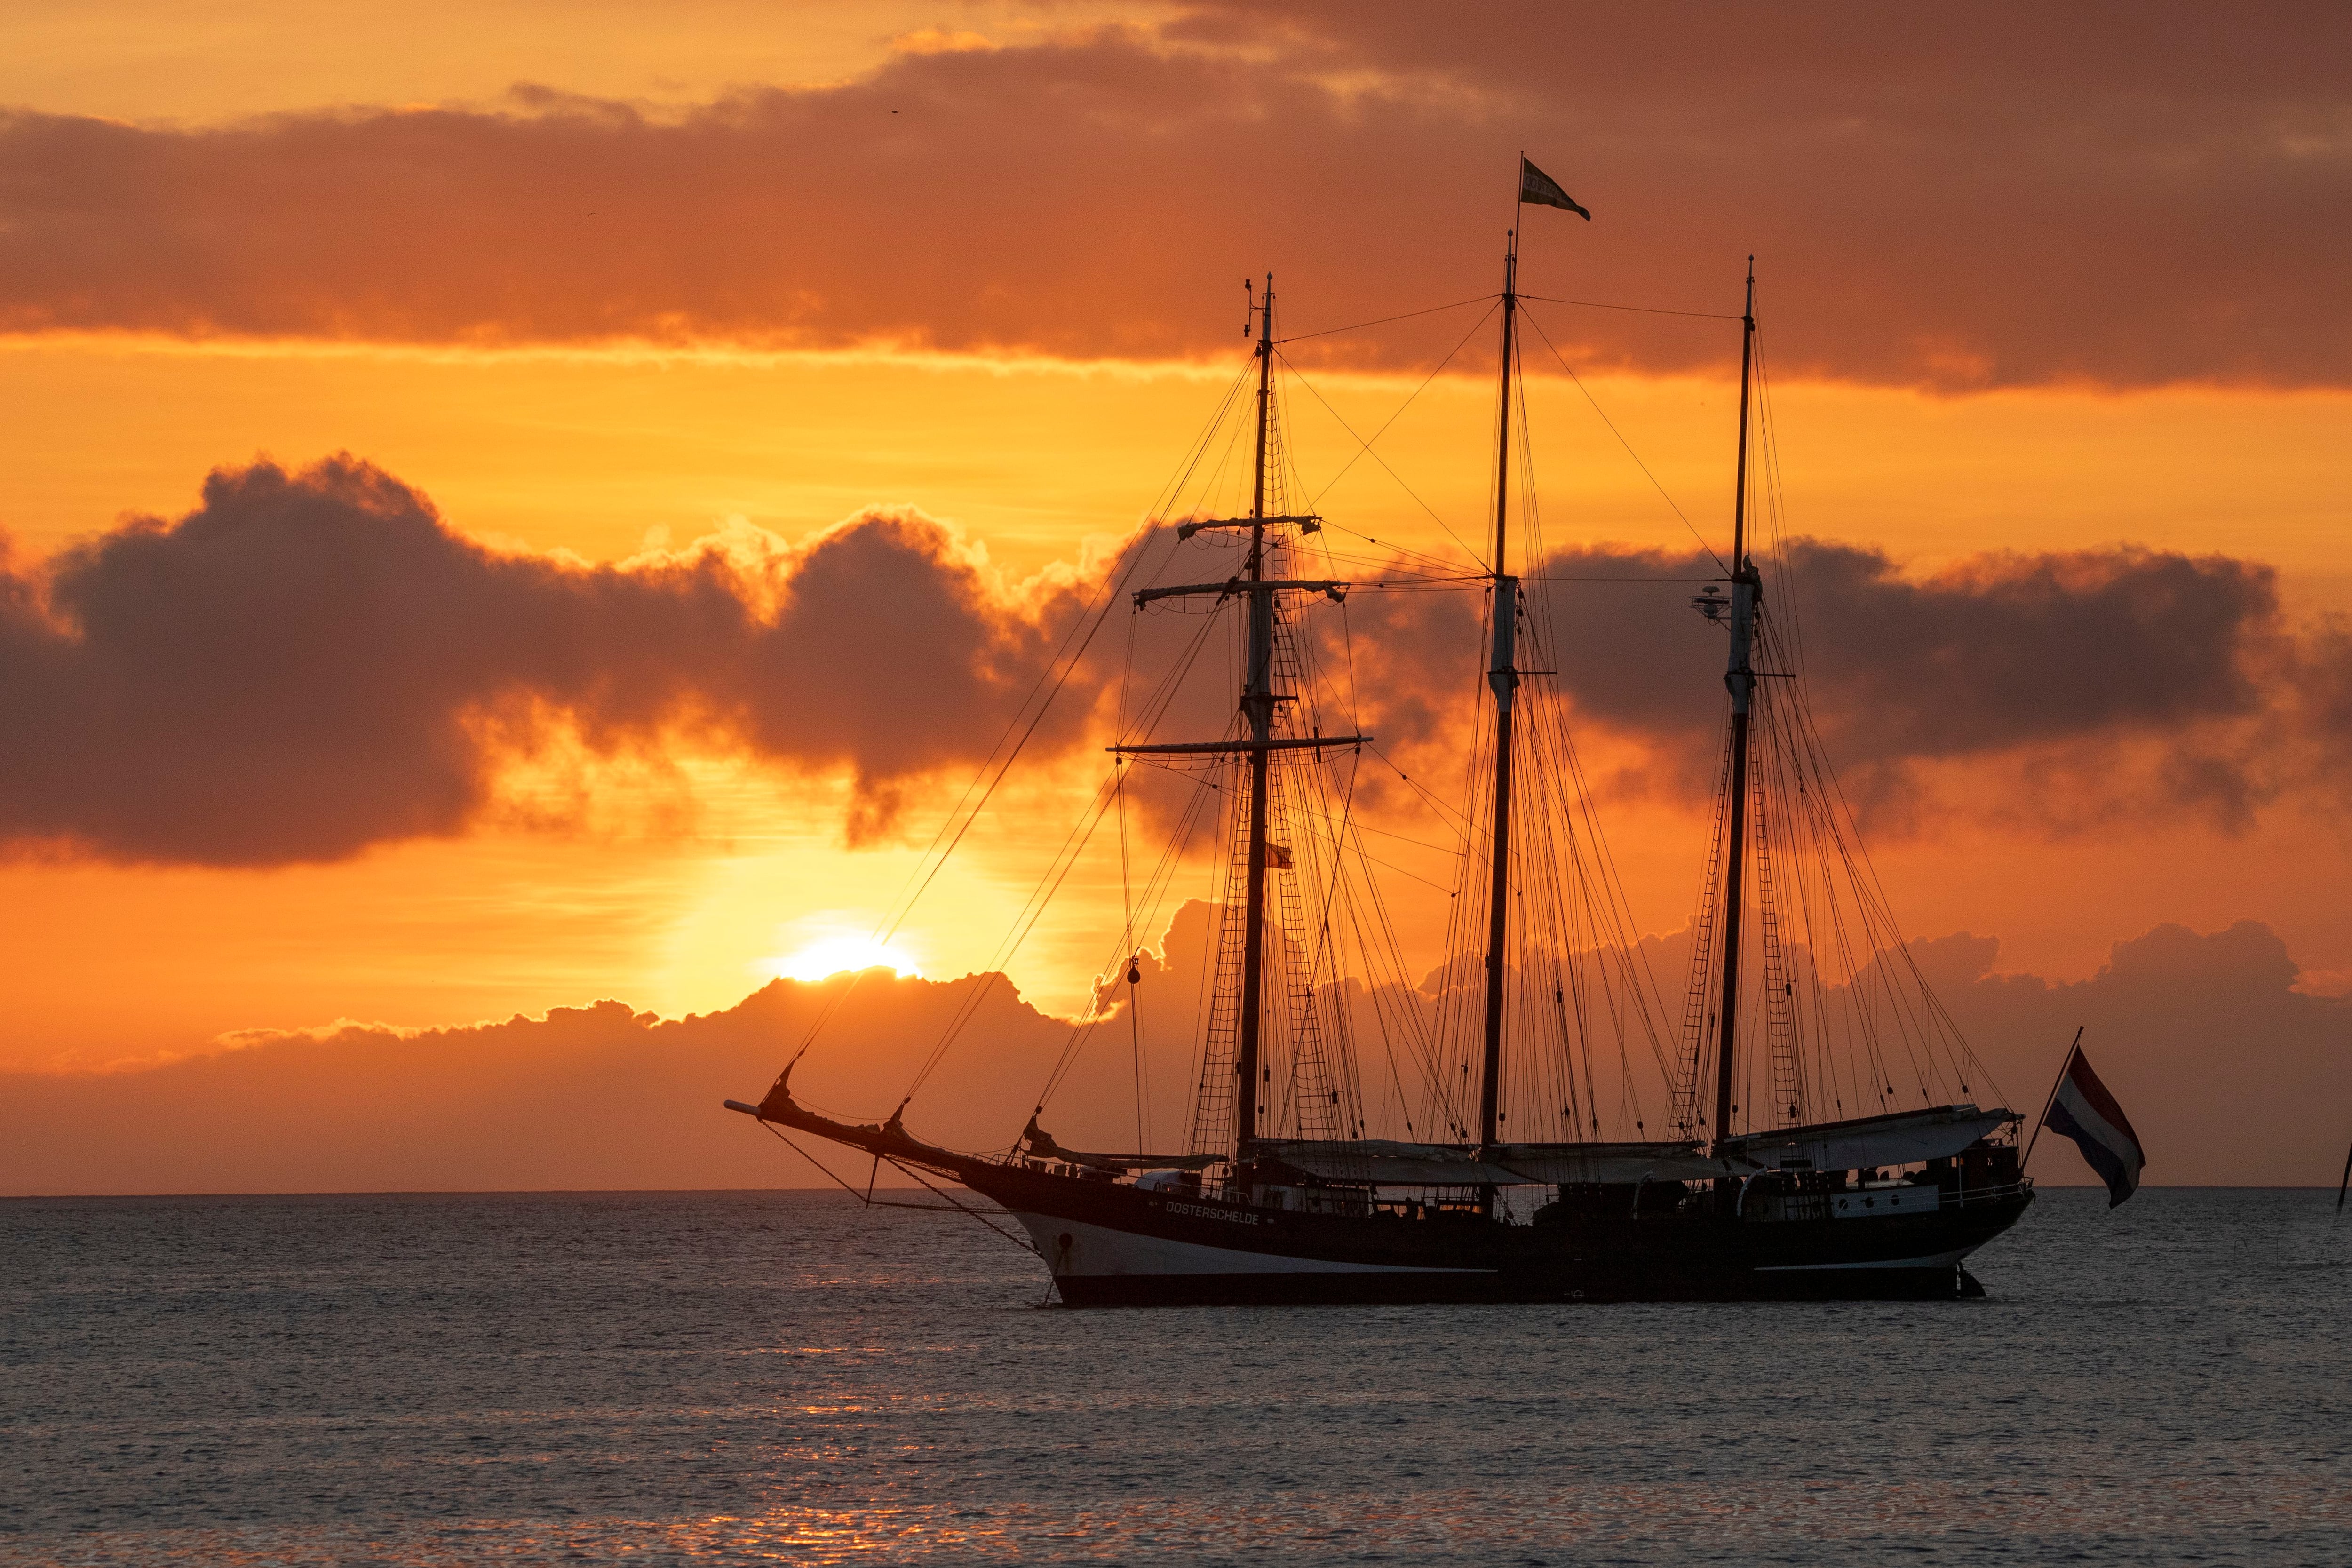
[[1019, 1118, 1221, 1172]]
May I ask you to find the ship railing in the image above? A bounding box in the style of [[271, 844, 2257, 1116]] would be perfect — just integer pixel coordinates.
[[1946, 1177, 2032, 1208], [1733, 1173, 2033, 1223]]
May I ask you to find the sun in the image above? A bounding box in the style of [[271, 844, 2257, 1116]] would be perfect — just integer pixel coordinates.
[[760, 931, 924, 985]]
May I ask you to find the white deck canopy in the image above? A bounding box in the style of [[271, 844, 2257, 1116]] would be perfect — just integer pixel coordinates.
[[1261, 1139, 1738, 1186], [1719, 1105, 2016, 1173]]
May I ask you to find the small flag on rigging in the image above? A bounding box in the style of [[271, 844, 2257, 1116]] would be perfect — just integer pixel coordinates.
[[1518, 157, 1590, 219], [2041, 1037, 2146, 1207]]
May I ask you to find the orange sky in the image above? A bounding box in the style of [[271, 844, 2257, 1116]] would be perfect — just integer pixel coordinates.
[[3, 3, 2347, 1186]]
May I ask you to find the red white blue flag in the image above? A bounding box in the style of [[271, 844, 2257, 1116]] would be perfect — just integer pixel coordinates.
[[2043, 1042, 2146, 1207]]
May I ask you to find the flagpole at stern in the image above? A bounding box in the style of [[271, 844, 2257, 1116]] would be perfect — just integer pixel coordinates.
[[2021, 1025, 2085, 1170]]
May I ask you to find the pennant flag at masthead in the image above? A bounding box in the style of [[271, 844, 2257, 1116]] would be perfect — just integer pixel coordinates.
[[1519, 157, 1590, 219]]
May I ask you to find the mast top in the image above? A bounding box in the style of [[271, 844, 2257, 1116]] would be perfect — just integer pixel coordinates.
[[1731, 261, 1757, 574]]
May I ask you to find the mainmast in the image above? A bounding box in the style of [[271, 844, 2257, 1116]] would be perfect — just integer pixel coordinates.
[[1711, 259, 1759, 1150], [1476, 232, 1520, 1153], [1235, 275, 1278, 1155]]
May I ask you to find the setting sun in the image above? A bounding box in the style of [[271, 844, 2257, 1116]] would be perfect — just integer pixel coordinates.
[[761, 931, 924, 985]]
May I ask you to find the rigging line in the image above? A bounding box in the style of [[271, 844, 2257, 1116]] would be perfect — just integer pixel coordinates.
[[1517, 292, 1743, 321], [781, 431, 1226, 1077], [1335, 816, 1467, 858], [1033, 768, 1219, 1111], [1312, 502, 1390, 1141], [907, 767, 1126, 1099], [1299, 547, 1468, 576], [1118, 604, 1230, 747], [1363, 740, 1479, 842], [1281, 351, 1489, 570], [1290, 814, 1457, 894], [1116, 761, 1147, 1152], [1760, 595, 1993, 1096], [882, 522, 1173, 930], [759, 1117, 884, 1198], [1319, 514, 1369, 801], [883, 352, 1242, 907], [754, 1122, 1034, 1253], [1320, 522, 1477, 578], [919, 770, 1127, 1106], [1333, 864, 1426, 1107], [1301, 748, 1359, 983], [1149, 358, 1257, 526], [1518, 304, 1729, 577], [1275, 293, 1497, 344], [783, 615, 1118, 1072], [1751, 326, 1815, 682], [879, 1153, 1044, 1257], [1276, 323, 1496, 566]]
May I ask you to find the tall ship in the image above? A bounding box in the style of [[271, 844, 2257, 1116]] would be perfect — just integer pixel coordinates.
[[730, 193, 2034, 1303]]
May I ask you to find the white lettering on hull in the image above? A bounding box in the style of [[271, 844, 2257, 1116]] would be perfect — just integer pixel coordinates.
[[1009, 1212, 1493, 1279]]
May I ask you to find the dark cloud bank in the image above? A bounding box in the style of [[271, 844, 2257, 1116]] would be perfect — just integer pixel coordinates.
[[0, 456, 1085, 862], [1342, 539, 2327, 834], [0, 1, 2346, 386], [1, 911, 2343, 1192], [1, 455, 2343, 865]]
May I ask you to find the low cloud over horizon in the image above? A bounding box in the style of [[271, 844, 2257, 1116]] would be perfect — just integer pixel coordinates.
[[0, 2, 2345, 389], [3, 908, 2342, 1192], [1, 454, 2343, 867]]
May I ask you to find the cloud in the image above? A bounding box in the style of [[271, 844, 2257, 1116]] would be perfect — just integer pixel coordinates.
[[0, 455, 1089, 864], [1921, 918, 2352, 1186], [0, 453, 2333, 868], [0, 976, 1088, 1195], [1, 5, 2345, 387], [1337, 538, 2301, 831], [2, 910, 2342, 1192]]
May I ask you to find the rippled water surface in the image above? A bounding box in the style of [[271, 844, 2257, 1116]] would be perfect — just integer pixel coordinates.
[[5, 1188, 2349, 1564]]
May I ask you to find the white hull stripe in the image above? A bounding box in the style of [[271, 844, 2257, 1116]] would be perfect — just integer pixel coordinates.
[[1757, 1248, 1972, 1272], [1010, 1212, 1494, 1278]]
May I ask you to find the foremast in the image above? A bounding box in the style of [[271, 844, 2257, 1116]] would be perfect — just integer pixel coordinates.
[[1115, 275, 1364, 1170], [1710, 259, 1759, 1152]]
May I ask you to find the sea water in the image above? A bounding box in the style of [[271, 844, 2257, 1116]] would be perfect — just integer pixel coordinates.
[[3, 1188, 2347, 1565]]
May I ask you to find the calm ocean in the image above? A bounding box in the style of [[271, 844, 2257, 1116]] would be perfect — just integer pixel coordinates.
[[4, 1188, 2347, 1565]]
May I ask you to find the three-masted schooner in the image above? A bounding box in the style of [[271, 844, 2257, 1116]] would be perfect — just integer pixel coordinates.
[[729, 180, 2034, 1303]]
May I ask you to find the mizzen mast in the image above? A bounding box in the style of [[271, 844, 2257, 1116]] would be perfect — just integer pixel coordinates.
[[1710, 258, 1759, 1150], [1235, 274, 1279, 1154], [1476, 232, 1521, 1155]]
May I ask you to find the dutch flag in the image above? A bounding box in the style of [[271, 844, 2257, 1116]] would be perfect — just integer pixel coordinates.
[[2042, 1039, 2147, 1208]]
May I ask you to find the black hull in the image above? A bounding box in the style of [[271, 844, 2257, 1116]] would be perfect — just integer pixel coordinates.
[[962, 1163, 2031, 1307], [1051, 1266, 1989, 1307]]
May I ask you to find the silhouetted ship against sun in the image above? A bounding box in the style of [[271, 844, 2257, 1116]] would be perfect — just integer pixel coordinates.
[[731, 185, 2034, 1304]]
